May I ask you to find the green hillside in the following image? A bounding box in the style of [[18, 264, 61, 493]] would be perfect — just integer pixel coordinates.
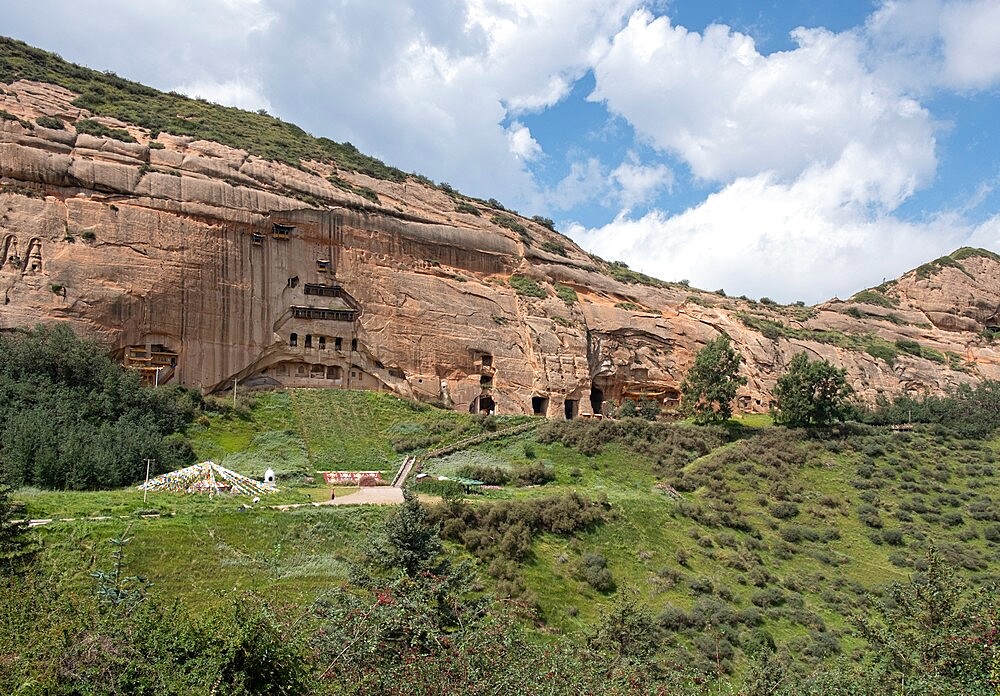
[[10, 388, 999, 691], [0, 36, 409, 179]]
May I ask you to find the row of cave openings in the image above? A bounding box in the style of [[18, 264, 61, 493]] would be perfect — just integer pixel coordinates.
[[529, 386, 604, 420], [289, 333, 357, 352]]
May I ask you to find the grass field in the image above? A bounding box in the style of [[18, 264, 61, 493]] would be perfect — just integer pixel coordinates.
[[16, 388, 1000, 677]]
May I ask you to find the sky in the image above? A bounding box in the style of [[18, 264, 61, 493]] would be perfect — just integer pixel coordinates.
[[2, 0, 999, 303]]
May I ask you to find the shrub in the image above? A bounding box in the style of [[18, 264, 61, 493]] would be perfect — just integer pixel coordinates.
[[689, 577, 714, 594], [852, 289, 897, 307], [513, 461, 556, 486], [508, 274, 546, 298], [541, 240, 568, 258], [751, 587, 786, 607], [658, 606, 690, 630], [491, 214, 529, 240], [455, 201, 480, 216], [455, 465, 510, 486], [554, 283, 578, 304], [74, 118, 137, 143], [531, 215, 556, 230], [882, 529, 905, 546], [35, 115, 63, 129], [942, 511, 964, 527], [578, 552, 615, 592], [0, 325, 200, 489], [770, 502, 800, 519], [895, 338, 922, 356]]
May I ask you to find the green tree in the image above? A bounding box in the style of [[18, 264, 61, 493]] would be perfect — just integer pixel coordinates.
[[773, 353, 853, 427], [0, 324, 199, 489], [0, 485, 36, 576], [375, 491, 445, 577], [681, 334, 747, 423], [850, 546, 997, 694]]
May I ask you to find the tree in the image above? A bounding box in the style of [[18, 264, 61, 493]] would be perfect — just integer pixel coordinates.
[[681, 335, 747, 423], [0, 485, 36, 576], [773, 353, 853, 427], [849, 546, 997, 693], [0, 324, 199, 490], [375, 491, 445, 577]]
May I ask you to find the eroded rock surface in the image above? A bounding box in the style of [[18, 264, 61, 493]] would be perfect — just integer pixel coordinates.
[[2, 79, 999, 416]]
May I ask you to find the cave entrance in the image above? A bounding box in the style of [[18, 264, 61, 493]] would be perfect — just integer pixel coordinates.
[[477, 394, 496, 415], [564, 399, 579, 420], [531, 396, 549, 416], [590, 385, 604, 416], [663, 388, 681, 409]]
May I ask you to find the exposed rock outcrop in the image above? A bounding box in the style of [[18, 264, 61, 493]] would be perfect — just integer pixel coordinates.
[[2, 78, 999, 417]]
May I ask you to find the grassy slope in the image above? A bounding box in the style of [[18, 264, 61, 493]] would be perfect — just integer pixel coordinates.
[[18, 390, 523, 608], [17, 389, 1000, 674], [0, 36, 408, 179], [417, 421, 1000, 667]]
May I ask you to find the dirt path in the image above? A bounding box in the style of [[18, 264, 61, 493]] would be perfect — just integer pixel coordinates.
[[271, 486, 403, 511]]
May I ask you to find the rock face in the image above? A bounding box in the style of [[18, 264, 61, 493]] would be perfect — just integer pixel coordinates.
[[2, 78, 999, 417]]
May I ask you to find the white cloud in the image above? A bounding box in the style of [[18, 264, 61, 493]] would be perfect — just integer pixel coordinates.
[[245, 0, 643, 206], [611, 152, 673, 209], [170, 79, 273, 113], [547, 157, 609, 210], [867, 0, 1000, 91], [969, 214, 1000, 249], [939, 0, 1000, 89], [590, 10, 937, 193], [568, 7, 996, 302], [506, 121, 542, 161], [572, 161, 970, 303], [2, 0, 641, 209]]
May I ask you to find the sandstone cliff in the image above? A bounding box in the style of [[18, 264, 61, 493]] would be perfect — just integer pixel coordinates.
[[1, 52, 998, 417]]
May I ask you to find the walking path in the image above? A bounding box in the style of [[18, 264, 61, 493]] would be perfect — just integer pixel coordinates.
[[270, 485, 403, 511]]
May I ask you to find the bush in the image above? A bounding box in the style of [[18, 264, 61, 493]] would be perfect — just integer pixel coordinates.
[[578, 552, 615, 592], [895, 338, 922, 356], [74, 118, 137, 143], [513, 461, 555, 486], [554, 283, 577, 304], [751, 588, 786, 607], [882, 529, 905, 546], [492, 214, 529, 240], [429, 493, 607, 566], [508, 274, 546, 298], [532, 215, 556, 231], [35, 115, 63, 129], [770, 501, 799, 519], [455, 464, 510, 486]]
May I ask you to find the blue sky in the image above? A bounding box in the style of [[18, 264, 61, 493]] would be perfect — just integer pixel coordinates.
[[3, 0, 999, 302]]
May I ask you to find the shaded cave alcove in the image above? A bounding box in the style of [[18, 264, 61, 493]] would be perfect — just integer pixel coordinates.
[[564, 399, 579, 420], [590, 385, 604, 416], [532, 396, 549, 416], [470, 394, 496, 415]]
